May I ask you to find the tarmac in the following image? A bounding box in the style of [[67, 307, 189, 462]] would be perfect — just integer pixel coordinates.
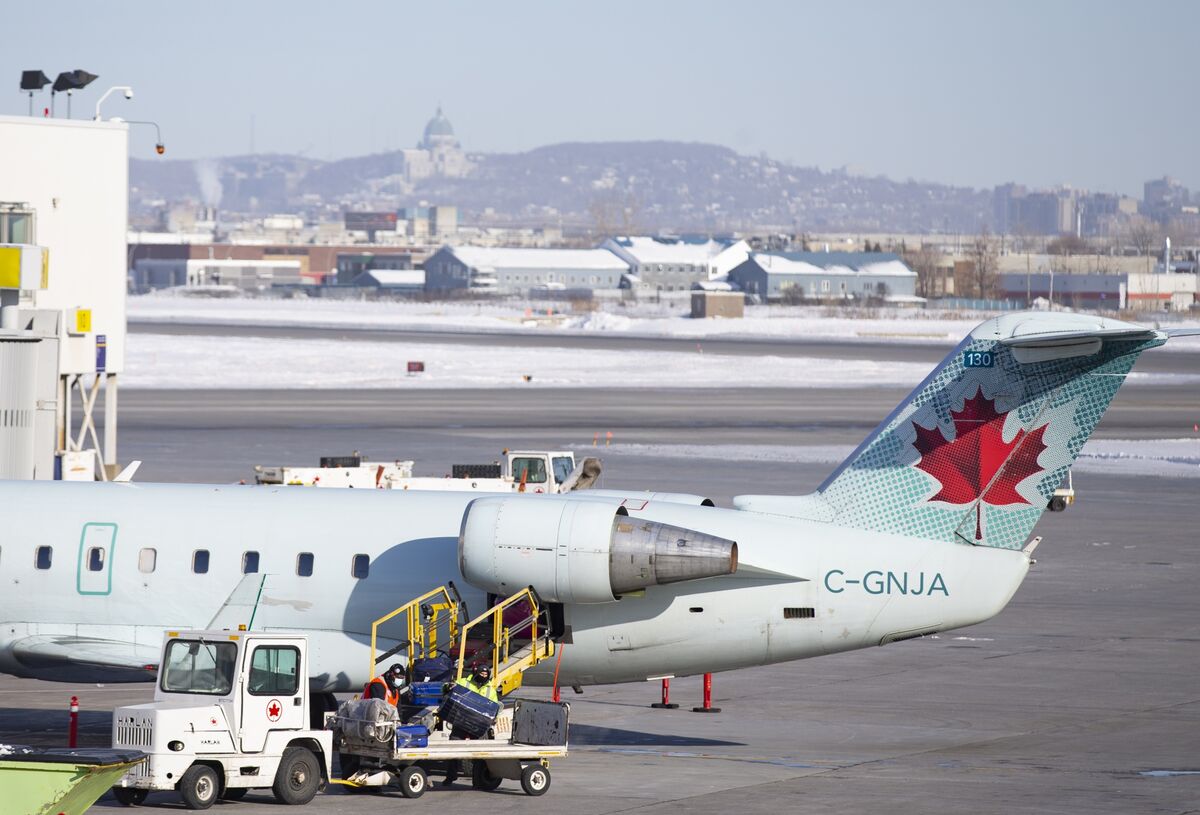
[[4, 334, 1199, 813]]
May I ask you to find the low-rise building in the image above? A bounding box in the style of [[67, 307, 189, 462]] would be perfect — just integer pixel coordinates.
[[423, 246, 628, 294], [351, 269, 425, 291], [186, 258, 304, 290], [728, 252, 919, 303], [603, 236, 750, 292], [998, 270, 1195, 311]]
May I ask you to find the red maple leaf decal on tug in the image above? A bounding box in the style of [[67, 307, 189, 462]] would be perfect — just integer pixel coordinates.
[[912, 386, 1049, 541]]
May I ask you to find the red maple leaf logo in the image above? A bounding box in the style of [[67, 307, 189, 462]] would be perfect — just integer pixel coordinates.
[[267, 701, 281, 719], [912, 386, 1049, 540]]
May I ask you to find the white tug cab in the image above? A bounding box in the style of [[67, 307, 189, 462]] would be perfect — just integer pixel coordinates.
[[110, 629, 332, 809]]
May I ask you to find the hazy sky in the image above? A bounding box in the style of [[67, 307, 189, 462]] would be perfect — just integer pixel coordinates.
[[6, 1, 1196, 196]]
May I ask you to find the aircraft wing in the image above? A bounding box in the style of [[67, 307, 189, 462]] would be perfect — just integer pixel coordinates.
[[1164, 328, 1200, 338], [7, 634, 160, 680]]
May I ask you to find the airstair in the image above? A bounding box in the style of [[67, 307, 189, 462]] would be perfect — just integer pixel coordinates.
[[368, 584, 556, 697]]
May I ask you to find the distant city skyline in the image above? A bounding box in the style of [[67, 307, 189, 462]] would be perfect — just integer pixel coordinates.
[[5, 0, 1197, 197]]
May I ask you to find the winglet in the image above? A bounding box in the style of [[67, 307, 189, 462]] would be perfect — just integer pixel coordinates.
[[113, 460, 142, 482]]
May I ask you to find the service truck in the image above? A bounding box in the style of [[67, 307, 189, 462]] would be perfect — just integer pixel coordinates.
[[110, 629, 332, 809], [255, 450, 600, 494]]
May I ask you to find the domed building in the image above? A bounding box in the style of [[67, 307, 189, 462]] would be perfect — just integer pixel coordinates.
[[419, 106, 459, 151], [401, 106, 471, 182]]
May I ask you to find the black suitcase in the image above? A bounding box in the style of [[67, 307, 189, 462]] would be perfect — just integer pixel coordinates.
[[512, 699, 569, 746], [439, 684, 500, 739]]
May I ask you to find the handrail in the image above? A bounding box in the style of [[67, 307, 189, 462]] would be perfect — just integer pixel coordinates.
[[454, 586, 552, 687], [368, 585, 461, 682]]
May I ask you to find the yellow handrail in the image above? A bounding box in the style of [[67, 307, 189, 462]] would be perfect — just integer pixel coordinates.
[[368, 585, 461, 682], [454, 587, 552, 689]]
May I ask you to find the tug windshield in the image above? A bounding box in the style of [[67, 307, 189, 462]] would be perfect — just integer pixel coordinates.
[[160, 639, 237, 695]]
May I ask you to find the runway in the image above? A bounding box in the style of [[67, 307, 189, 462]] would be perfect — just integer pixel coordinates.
[[6, 327, 1199, 812]]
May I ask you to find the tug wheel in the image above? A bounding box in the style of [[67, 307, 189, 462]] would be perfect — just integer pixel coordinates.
[[520, 763, 551, 796], [112, 787, 149, 806]]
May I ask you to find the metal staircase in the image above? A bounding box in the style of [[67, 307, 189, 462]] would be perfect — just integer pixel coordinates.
[[455, 587, 555, 697], [368, 584, 555, 698]]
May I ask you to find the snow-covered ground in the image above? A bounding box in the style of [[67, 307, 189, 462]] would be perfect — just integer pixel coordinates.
[[589, 438, 1200, 479], [123, 332, 1200, 390], [124, 333, 936, 389], [130, 293, 1200, 347]]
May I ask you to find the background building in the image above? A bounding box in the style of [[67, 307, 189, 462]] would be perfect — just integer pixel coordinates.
[[603, 236, 749, 292], [423, 246, 628, 294], [728, 251, 919, 303]]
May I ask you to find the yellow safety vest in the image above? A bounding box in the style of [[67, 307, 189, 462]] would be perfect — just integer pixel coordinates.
[[455, 675, 499, 703]]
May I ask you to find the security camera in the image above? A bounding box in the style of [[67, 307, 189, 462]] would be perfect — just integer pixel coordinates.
[[124, 88, 134, 100]]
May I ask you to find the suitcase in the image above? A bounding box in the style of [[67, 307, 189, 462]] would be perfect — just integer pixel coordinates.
[[410, 681, 445, 707], [439, 684, 501, 739], [395, 724, 430, 748], [411, 655, 455, 682], [512, 699, 569, 746]]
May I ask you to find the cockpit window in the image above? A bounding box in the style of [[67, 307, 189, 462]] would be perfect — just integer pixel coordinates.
[[160, 639, 237, 696], [552, 456, 575, 485]]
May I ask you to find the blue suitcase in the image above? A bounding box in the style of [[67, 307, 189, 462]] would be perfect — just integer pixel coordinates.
[[411, 681, 444, 707], [395, 724, 429, 748], [439, 684, 500, 739]]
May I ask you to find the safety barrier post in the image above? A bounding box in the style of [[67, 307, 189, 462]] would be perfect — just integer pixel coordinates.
[[68, 696, 79, 747], [691, 673, 720, 713], [651, 678, 678, 709]]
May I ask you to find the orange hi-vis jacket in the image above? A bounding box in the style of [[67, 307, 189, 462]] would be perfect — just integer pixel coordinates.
[[364, 676, 399, 706]]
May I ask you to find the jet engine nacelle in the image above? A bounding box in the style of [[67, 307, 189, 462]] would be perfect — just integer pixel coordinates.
[[459, 497, 738, 604]]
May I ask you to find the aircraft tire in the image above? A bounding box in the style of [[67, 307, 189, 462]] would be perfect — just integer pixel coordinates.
[[273, 747, 321, 806], [179, 764, 220, 810]]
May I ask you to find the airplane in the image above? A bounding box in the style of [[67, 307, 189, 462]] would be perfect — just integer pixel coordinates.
[[1, 311, 1195, 717]]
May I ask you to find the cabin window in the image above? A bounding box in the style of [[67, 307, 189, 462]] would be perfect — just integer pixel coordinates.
[[511, 457, 547, 484], [297, 552, 314, 577], [552, 456, 575, 485], [242, 551, 260, 574], [138, 548, 156, 573], [783, 607, 815, 619], [351, 554, 369, 579], [87, 547, 105, 571], [35, 546, 52, 570], [193, 550, 210, 574], [248, 645, 300, 696]]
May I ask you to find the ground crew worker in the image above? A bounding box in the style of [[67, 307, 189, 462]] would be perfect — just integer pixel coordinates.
[[443, 664, 499, 786], [363, 663, 405, 706], [455, 664, 499, 703]]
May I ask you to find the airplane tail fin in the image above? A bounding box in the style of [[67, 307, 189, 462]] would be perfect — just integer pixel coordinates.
[[808, 313, 1168, 550]]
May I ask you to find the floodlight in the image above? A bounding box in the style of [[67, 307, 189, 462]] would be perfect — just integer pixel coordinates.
[[51, 69, 98, 118], [20, 70, 51, 115], [52, 69, 97, 93], [20, 70, 50, 91]]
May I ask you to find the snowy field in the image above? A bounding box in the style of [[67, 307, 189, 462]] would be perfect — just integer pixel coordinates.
[[124, 333, 935, 389], [123, 332, 1200, 390], [589, 438, 1200, 480], [128, 293, 1200, 347]]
